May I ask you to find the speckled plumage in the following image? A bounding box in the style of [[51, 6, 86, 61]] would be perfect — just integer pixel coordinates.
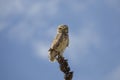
[[48, 24, 69, 62]]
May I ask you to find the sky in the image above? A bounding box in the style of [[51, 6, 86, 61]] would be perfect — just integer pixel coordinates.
[[0, 0, 120, 80]]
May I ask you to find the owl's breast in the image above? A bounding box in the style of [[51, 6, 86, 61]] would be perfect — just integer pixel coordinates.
[[57, 35, 68, 52]]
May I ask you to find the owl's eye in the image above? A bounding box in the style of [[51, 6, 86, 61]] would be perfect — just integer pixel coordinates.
[[59, 28, 62, 29]]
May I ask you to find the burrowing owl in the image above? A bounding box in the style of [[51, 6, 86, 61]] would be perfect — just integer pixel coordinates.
[[48, 24, 69, 62]]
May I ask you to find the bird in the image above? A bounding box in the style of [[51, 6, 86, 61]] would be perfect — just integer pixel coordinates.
[[48, 24, 69, 62]]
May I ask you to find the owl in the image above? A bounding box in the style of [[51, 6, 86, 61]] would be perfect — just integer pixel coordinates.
[[48, 24, 69, 62]]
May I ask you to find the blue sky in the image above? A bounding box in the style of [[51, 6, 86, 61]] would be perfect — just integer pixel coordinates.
[[0, 0, 120, 80]]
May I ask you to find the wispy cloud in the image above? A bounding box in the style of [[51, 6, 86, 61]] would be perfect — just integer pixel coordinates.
[[0, 0, 102, 61], [32, 40, 49, 60], [0, 0, 60, 32], [0, 0, 60, 59], [5, 0, 60, 39]]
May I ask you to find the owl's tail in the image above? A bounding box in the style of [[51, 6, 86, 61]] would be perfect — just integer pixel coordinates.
[[49, 56, 55, 62], [48, 49, 58, 62]]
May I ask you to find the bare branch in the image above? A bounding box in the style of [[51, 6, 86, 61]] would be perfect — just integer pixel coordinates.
[[56, 54, 73, 80]]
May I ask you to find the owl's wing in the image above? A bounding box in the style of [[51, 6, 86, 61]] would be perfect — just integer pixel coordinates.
[[67, 36, 69, 47], [51, 33, 63, 49]]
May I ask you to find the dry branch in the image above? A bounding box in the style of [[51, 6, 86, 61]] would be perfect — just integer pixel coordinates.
[[56, 54, 73, 80]]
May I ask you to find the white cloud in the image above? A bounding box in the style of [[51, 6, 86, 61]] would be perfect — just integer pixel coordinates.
[[0, 0, 24, 17], [32, 40, 49, 60], [8, 22, 35, 42], [104, 65, 120, 80], [0, 0, 60, 33], [6, 0, 60, 41], [26, 0, 60, 18], [0, 0, 60, 16]]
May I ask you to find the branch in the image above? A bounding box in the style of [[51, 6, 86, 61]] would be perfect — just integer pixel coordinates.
[[56, 54, 73, 80]]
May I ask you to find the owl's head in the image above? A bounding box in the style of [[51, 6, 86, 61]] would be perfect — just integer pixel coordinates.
[[57, 24, 69, 33]]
